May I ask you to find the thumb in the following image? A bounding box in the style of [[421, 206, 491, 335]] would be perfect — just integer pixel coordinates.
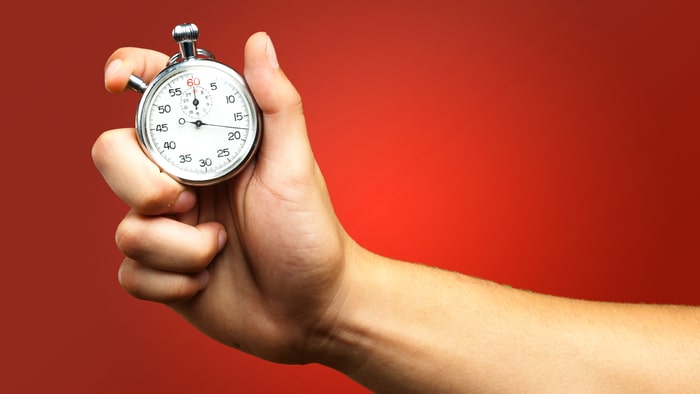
[[243, 32, 314, 172]]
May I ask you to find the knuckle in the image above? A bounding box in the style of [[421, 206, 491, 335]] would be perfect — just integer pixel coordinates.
[[118, 260, 198, 303], [135, 177, 181, 215], [117, 261, 144, 298], [192, 249, 216, 272], [290, 90, 304, 113], [180, 244, 215, 273], [284, 88, 305, 119], [91, 129, 119, 169], [167, 276, 197, 303], [115, 219, 146, 258], [135, 189, 165, 214]]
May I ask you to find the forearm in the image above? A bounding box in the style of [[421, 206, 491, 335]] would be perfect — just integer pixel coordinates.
[[317, 245, 700, 393]]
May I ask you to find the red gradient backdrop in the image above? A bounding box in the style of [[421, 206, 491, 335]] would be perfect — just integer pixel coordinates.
[[2, 1, 698, 393]]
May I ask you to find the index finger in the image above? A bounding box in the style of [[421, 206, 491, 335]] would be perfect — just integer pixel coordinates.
[[92, 127, 195, 215], [104, 47, 170, 93]]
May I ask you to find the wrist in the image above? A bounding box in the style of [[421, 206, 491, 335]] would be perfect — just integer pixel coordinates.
[[301, 236, 384, 372]]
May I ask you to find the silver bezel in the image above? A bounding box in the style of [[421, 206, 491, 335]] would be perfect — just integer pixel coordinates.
[[135, 59, 261, 186]]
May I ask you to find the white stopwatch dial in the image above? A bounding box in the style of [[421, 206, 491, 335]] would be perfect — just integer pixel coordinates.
[[129, 23, 261, 186]]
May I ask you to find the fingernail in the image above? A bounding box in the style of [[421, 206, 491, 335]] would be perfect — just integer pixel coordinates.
[[217, 228, 227, 251], [266, 35, 279, 69], [198, 269, 210, 290], [104, 59, 123, 83], [172, 189, 196, 212]]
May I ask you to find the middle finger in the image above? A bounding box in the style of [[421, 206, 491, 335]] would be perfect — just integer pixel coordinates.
[[116, 210, 225, 273]]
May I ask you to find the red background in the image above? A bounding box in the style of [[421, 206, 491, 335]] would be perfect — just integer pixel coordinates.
[[3, 0, 698, 392]]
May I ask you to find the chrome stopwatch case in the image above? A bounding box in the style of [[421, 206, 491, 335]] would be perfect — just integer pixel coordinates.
[[128, 23, 261, 186]]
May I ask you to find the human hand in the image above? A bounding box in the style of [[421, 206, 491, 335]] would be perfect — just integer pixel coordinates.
[[93, 32, 355, 364]]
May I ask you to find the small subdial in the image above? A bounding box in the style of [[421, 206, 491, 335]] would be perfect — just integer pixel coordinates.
[[180, 86, 213, 119]]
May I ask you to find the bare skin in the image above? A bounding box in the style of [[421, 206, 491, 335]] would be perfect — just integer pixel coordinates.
[[94, 32, 700, 392]]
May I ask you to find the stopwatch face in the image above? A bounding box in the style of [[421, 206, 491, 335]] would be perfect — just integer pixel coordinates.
[[136, 60, 261, 186]]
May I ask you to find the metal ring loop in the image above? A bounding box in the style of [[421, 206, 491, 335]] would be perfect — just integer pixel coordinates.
[[168, 48, 216, 65]]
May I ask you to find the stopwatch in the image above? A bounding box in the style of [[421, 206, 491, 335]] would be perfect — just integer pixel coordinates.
[[127, 23, 261, 186]]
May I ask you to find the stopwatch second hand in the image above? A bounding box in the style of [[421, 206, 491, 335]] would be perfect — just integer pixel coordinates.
[[187, 120, 246, 130]]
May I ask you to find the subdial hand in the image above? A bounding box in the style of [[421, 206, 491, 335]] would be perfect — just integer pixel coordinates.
[[192, 87, 199, 109]]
